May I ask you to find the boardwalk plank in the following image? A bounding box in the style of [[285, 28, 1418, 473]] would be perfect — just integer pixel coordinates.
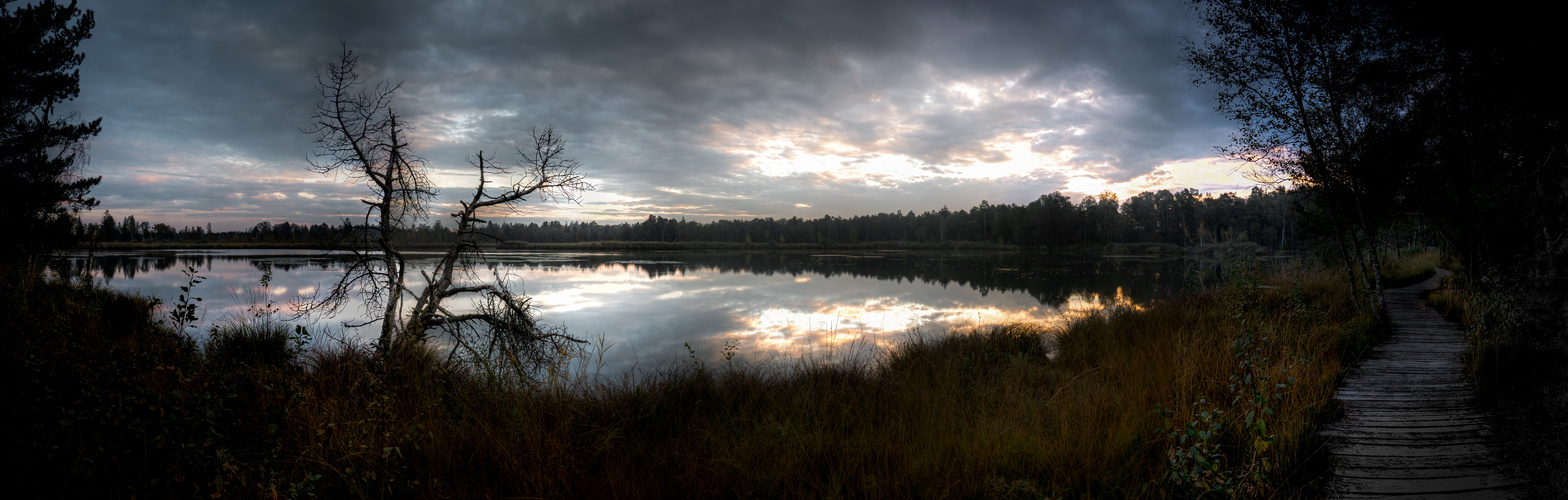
[[1330, 473, 1526, 494], [1333, 465, 1504, 480], [1331, 492, 1519, 500], [1321, 270, 1526, 498]]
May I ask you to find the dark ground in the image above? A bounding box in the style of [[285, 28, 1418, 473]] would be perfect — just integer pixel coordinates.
[[1475, 342, 1568, 498]]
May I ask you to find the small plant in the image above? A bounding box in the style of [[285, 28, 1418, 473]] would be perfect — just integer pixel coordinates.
[[685, 342, 705, 373], [170, 264, 205, 332], [1162, 399, 1233, 496], [291, 324, 311, 359], [1226, 330, 1298, 494], [1164, 250, 1299, 498], [247, 261, 279, 320], [721, 338, 741, 370]]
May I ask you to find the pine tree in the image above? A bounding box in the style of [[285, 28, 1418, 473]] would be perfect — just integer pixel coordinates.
[[0, 0, 101, 260]]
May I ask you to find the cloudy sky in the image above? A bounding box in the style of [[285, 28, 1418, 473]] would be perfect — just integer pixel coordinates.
[[64, 0, 1252, 230]]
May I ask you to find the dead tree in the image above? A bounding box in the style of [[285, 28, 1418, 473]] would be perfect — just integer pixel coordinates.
[[403, 130, 591, 372], [301, 45, 589, 358]]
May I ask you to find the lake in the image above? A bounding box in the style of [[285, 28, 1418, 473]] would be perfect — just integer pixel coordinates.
[[63, 249, 1190, 374]]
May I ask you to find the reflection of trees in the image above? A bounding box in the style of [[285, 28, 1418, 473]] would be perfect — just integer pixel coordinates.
[[59, 253, 344, 282], [247, 258, 330, 273], [59, 254, 178, 281], [63, 251, 1191, 309], [492, 252, 1189, 309]]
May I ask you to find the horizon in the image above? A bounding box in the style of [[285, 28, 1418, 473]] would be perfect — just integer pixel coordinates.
[[88, 184, 1288, 234]]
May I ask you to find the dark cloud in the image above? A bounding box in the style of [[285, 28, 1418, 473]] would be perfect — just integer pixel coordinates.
[[65, 0, 1236, 229]]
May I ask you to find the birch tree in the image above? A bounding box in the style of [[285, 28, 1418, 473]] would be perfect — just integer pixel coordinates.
[[1182, 0, 1423, 315]]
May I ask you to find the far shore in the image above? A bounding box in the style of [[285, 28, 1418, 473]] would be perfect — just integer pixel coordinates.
[[75, 239, 1274, 256]]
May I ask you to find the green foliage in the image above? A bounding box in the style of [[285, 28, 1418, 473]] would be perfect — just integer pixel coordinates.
[[1162, 399, 1229, 494], [1163, 252, 1303, 498], [1377, 249, 1438, 289]]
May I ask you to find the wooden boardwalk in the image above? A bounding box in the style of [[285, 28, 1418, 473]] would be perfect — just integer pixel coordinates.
[[1320, 270, 1527, 498]]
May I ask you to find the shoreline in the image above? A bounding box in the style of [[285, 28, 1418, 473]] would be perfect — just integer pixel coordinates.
[[76, 239, 1264, 256], [6, 253, 1416, 497]]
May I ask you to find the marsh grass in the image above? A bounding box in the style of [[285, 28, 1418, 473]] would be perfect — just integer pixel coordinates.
[[1422, 252, 1568, 496], [1421, 253, 1520, 380], [4, 253, 1393, 498], [1379, 248, 1440, 289], [499, 239, 1023, 251]]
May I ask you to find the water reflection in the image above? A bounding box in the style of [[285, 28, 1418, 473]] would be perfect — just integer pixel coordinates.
[[62, 249, 1186, 373]]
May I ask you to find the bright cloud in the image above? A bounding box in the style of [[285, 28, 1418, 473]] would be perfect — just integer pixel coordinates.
[[69, 0, 1235, 227]]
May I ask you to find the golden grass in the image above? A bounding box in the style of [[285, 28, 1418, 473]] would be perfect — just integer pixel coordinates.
[[267, 260, 1373, 498], [5, 256, 1390, 498], [500, 240, 1023, 251], [1379, 249, 1440, 288]]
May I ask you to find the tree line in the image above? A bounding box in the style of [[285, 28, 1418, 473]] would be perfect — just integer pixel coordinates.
[[70, 211, 339, 244], [69, 186, 1338, 250], [486, 187, 1310, 249]]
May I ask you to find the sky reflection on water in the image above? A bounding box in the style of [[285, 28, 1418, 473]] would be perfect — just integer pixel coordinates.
[[68, 249, 1186, 374]]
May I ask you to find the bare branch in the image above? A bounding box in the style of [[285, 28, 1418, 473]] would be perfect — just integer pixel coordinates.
[[300, 47, 590, 369]]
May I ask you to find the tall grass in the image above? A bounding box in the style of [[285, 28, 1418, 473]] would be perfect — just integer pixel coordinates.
[[1420, 252, 1522, 380], [1379, 248, 1440, 288], [499, 240, 1023, 251], [1422, 251, 1568, 497], [4, 254, 1390, 498]]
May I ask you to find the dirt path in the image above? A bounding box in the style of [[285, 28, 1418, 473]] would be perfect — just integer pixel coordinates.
[[1320, 270, 1527, 499]]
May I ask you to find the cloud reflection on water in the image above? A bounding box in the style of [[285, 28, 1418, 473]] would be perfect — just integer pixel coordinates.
[[67, 249, 1181, 375]]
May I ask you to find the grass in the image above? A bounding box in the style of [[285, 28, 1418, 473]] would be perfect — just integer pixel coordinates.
[[3, 254, 1392, 498], [1422, 253, 1568, 497], [499, 240, 1023, 251], [1379, 248, 1440, 289], [89, 241, 461, 250], [1423, 253, 1506, 378]]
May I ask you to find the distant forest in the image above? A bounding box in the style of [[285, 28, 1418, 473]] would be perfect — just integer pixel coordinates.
[[76, 187, 1393, 250]]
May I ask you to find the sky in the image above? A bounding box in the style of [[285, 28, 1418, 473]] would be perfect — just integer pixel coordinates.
[[63, 0, 1257, 231]]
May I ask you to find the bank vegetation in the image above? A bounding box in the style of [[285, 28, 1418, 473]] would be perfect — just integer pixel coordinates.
[[4, 250, 1439, 498]]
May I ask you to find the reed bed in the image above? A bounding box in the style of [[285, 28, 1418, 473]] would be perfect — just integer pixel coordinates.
[[4, 253, 1417, 498]]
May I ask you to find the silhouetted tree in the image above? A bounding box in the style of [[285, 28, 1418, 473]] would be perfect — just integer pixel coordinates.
[[301, 45, 437, 349], [1182, 0, 1415, 313], [0, 0, 100, 261], [404, 129, 591, 372], [97, 210, 115, 241], [302, 45, 588, 362]]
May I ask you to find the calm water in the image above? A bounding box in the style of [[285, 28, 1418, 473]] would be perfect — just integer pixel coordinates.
[[64, 249, 1187, 373]]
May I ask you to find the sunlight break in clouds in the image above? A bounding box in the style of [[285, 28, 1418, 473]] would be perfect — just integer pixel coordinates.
[[702, 69, 1253, 202], [709, 75, 1095, 186], [70, 0, 1229, 226], [1088, 157, 1267, 200]]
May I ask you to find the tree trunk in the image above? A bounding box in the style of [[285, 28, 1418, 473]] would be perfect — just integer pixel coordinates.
[[1356, 197, 1386, 319]]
